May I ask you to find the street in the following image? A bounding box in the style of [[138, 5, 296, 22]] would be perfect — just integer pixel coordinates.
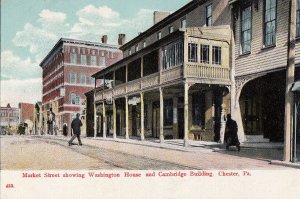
[[0, 135, 293, 170]]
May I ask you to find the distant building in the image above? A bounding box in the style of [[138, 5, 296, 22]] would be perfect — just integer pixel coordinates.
[[0, 103, 20, 128], [39, 37, 123, 135], [19, 102, 35, 134]]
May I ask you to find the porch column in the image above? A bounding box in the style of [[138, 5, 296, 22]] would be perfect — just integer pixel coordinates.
[[102, 101, 106, 138], [184, 82, 189, 147], [159, 88, 164, 143], [93, 91, 97, 138], [125, 96, 129, 139], [140, 92, 145, 141], [113, 98, 117, 139]]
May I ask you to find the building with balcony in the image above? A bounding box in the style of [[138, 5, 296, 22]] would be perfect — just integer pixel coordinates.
[[40, 37, 123, 135], [91, 0, 233, 145]]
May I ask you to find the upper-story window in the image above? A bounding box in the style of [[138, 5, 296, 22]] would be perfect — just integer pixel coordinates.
[[90, 55, 96, 66], [206, 4, 212, 26], [135, 44, 139, 52], [264, 0, 277, 47], [70, 73, 77, 84], [71, 93, 80, 105], [212, 46, 222, 65], [181, 18, 187, 28], [157, 31, 162, 40], [81, 55, 87, 65], [241, 5, 252, 54], [99, 56, 105, 66], [200, 44, 210, 64], [129, 49, 132, 55], [90, 77, 95, 86], [70, 49, 77, 64], [80, 74, 86, 84], [188, 43, 198, 62], [143, 41, 147, 48], [169, 26, 174, 33], [297, 0, 300, 37], [163, 41, 183, 69]]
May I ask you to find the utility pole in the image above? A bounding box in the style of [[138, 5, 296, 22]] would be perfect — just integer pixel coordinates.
[[283, 0, 297, 162]]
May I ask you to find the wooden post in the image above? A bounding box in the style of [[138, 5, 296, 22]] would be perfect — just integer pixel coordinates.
[[184, 82, 189, 147], [113, 98, 117, 139], [125, 96, 129, 139], [140, 92, 145, 141], [102, 101, 106, 139], [159, 88, 164, 143], [283, 0, 296, 162]]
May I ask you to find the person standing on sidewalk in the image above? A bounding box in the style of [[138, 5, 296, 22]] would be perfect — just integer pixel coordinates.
[[68, 113, 83, 146], [224, 114, 240, 151]]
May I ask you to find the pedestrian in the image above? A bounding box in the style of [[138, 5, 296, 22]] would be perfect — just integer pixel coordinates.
[[68, 113, 83, 146], [47, 108, 55, 135], [224, 114, 240, 151], [63, 123, 68, 136]]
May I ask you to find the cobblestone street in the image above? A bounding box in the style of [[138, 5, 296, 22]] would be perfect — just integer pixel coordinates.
[[0, 135, 295, 170]]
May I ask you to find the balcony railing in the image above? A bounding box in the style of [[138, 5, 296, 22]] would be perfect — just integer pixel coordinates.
[[95, 64, 230, 102], [185, 63, 230, 80]]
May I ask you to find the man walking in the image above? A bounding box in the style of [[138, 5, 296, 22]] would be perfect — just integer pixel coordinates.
[[224, 114, 240, 151], [68, 113, 83, 146]]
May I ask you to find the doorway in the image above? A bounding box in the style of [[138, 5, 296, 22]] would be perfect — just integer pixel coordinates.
[[152, 102, 160, 138]]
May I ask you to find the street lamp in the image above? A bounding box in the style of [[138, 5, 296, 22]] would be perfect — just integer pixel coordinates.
[[291, 81, 300, 162]]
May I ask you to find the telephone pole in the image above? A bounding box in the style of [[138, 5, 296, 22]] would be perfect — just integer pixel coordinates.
[[283, 0, 297, 162]]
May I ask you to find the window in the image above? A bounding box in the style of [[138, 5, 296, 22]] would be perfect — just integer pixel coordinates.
[[135, 44, 139, 52], [264, 0, 277, 47], [169, 26, 174, 33], [80, 74, 86, 84], [188, 43, 198, 62], [164, 99, 173, 126], [157, 31, 162, 40], [71, 93, 80, 105], [69, 73, 77, 84], [192, 93, 205, 128], [99, 56, 105, 66], [200, 44, 210, 64], [81, 55, 87, 65], [206, 4, 212, 26], [129, 49, 132, 55], [90, 77, 95, 85], [297, 0, 300, 37], [212, 46, 222, 65], [110, 52, 114, 58], [90, 55, 96, 65], [241, 5, 252, 54], [163, 41, 183, 69], [70, 53, 77, 64], [181, 19, 186, 28], [143, 41, 146, 48]]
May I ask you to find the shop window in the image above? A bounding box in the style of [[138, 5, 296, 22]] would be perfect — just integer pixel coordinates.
[[164, 99, 173, 126], [192, 93, 205, 128]]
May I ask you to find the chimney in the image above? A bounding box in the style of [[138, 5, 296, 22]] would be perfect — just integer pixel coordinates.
[[118, 34, 126, 45], [101, 35, 108, 44], [153, 11, 170, 25]]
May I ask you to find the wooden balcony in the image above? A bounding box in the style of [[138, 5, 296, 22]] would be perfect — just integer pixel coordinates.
[[95, 64, 231, 102]]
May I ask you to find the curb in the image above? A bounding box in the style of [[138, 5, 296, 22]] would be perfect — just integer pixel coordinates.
[[270, 160, 300, 169]]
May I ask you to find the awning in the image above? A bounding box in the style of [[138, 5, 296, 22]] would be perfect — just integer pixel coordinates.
[[292, 81, 300, 92]]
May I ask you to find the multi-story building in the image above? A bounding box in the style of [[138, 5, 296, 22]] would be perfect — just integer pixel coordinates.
[[18, 102, 35, 134], [229, 0, 300, 156], [0, 104, 20, 128], [40, 37, 123, 135], [90, 0, 233, 146]]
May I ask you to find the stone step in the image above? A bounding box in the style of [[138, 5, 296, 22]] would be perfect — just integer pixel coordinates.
[[245, 135, 270, 143]]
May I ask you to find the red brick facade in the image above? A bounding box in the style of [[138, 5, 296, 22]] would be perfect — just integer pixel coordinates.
[[40, 38, 122, 135]]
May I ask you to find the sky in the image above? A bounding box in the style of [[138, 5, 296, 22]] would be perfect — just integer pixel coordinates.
[[1, 0, 190, 107]]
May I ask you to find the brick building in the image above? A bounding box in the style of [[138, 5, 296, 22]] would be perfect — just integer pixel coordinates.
[[40, 37, 123, 135], [0, 103, 20, 128], [18, 102, 35, 134]]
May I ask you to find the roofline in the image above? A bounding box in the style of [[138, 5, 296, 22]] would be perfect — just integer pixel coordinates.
[[92, 29, 185, 78], [120, 0, 207, 50], [39, 38, 120, 67]]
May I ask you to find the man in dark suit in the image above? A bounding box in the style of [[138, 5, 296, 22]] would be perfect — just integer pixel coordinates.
[[224, 114, 240, 151], [68, 113, 83, 146]]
